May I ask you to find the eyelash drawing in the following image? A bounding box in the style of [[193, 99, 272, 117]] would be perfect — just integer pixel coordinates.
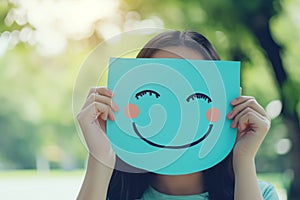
[[135, 89, 160, 100], [186, 93, 212, 103]]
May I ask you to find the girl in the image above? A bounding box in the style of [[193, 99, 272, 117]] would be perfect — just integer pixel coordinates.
[[76, 31, 279, 200]]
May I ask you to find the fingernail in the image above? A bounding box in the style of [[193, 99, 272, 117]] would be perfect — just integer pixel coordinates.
[[230, 99, 237, 105], [230, 122, 235, 128], [112, 102, 120, 111], [227, 111, 233, 119], [107, 89, 114, 97], [111, 114, 115, 121]]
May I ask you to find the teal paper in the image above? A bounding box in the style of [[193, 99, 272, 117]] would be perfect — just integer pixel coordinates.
[[107, 58, 240, 175]]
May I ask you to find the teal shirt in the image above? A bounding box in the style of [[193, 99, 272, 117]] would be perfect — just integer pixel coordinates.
[[141, 180, 279, 200]]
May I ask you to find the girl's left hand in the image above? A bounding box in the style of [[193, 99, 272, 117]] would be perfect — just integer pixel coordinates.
[[227, 96, 271, 163]]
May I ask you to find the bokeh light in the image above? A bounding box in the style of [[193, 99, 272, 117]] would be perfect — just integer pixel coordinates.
[[266, 100, 282, 119]]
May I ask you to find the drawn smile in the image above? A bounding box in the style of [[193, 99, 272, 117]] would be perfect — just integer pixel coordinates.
[[132, 123, 213, 149]]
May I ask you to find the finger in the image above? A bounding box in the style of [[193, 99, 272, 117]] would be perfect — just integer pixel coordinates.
[[79, 102, 113, 123], [107, 108, 115, 121], [230, 96, 254, 106], [94, 102, 116, 121], [83, 93, 119, 111], [97, 106, 116, 121], [87, 86, 114, 99], [231, 107, 266, 128], [228, 97, 266, 119], [100, 109, 108, 121]]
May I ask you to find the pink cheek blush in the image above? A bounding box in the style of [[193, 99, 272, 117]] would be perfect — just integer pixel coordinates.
[[124, 104, 140, 118], [206, 108, 221, 122]]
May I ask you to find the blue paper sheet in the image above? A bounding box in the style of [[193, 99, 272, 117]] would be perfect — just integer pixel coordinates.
[[107, 58, 240, 175]]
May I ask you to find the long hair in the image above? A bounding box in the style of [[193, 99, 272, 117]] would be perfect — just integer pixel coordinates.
[[107, 30, 234, 200]]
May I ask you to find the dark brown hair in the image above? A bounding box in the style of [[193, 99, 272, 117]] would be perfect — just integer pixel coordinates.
[[107, 30, 234, 200]]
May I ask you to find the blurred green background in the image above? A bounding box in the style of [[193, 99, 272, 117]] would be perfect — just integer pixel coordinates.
[[1, 0, 300, 199]]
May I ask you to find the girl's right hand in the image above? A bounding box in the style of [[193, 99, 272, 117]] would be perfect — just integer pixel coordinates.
[[76, 87, 119, 168]]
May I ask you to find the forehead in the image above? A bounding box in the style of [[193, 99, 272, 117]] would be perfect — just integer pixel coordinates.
[[151, 46, 205, 60]]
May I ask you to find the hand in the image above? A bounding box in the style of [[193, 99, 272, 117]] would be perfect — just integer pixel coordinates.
[[227, 96, 270, 164], [76, 87, 119, 168]]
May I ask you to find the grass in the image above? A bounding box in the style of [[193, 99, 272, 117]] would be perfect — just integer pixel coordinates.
[[0, 169, 83, 178], [0, 170, 288, 200], [0, 169, 85, 200]]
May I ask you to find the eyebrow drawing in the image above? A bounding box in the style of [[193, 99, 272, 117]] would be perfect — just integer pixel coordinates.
[[186, 93, 212, 103], [135, 89, 160, 100]]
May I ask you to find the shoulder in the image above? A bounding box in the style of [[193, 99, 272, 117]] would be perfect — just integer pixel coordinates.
[[258, 180, 280, 200]]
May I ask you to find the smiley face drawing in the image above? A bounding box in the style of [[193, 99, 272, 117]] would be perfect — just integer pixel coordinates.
[[107, 58, 240, 175], [129, 91, 217, 149]]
